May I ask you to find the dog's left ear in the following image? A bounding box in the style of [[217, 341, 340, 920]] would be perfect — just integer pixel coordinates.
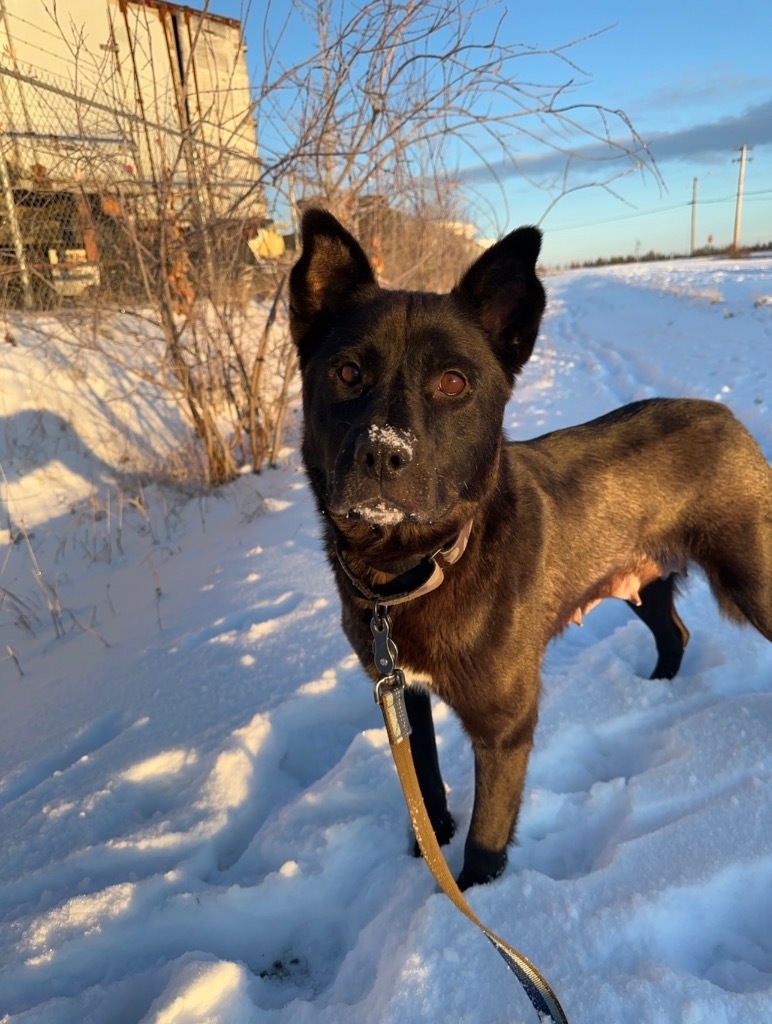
[[289, 208, 377, 360], [452, 226, 545, 380]]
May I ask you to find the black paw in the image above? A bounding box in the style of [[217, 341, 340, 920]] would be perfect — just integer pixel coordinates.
[[411, 809, 456, 857], [456, 847, 507, 890]]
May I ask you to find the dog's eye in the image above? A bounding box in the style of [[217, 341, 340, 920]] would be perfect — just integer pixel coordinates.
[[338, 363, 361, 386], [439, 371, 467, 396]]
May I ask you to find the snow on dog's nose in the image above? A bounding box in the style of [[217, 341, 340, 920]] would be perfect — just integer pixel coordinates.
[[354, 425, 416, 479]]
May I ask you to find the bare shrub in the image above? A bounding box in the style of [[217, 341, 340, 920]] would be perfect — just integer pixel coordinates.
[[1, 0, 659, 485]]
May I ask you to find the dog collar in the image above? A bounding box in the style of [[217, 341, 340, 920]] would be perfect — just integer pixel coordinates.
[[336, 519, 473, 607]]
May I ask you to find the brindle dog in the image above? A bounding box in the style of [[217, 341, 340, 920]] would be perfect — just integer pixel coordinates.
[[289, 208, 772, 889]]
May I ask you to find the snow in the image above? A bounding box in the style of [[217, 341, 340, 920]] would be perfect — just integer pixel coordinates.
[[351, 501, 407, 526], [1, 255, 771, 1024], [366, 424, 416, 458]]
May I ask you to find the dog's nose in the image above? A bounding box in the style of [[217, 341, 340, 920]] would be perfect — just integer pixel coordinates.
[[355, 425, 414, 478]]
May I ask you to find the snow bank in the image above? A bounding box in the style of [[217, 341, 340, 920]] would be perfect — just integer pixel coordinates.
[[1, 257, 770, 1023]]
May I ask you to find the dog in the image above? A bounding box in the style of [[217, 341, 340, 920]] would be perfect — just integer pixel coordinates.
[[289, 208, 772, 890]]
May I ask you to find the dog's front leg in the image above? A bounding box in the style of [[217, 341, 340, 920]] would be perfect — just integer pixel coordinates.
[[404, 687, 456, 851], [458, 704, 538, 890]]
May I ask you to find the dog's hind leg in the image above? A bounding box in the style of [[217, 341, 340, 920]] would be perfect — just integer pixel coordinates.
[[404, 687, 456, 852], [629, 575, 690, 680]]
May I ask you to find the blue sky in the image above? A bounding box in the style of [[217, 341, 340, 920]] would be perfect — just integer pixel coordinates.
[[211, 0, 772, 266]]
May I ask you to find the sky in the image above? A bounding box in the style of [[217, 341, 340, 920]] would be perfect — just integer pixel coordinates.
[[209, 0, 772, 266]]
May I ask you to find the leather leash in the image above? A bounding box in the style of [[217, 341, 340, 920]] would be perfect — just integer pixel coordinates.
[[370, 603, 570, 1023]]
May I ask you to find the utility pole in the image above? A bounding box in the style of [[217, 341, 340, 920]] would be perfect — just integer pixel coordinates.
[[690, 177, 698, 255], [732, 145, 752, 251]]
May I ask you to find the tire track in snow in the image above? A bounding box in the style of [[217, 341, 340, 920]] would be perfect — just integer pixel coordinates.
[[203, 656, 378, 877], [542, 277, 700, 412], [0, 709, 136, 810], [176, 589, 304, 651]]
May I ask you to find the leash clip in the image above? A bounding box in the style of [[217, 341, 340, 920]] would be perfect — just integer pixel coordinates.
[[370, 605, 411, 744], [371, 605, 397, 675]]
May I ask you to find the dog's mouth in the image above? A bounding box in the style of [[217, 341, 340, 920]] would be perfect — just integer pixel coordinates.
[[342, 500, 415, 527], [330, 495, 455, 532], [328, 495, 470, 575]]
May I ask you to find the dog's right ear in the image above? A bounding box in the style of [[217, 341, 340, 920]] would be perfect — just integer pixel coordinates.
[[289, 209, 376, 358]]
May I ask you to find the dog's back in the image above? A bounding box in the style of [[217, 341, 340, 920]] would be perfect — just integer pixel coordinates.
[[507, 398, 772, 635]]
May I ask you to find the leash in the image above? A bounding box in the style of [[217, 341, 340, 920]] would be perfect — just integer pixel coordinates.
[[370, 602, 570, 1024]]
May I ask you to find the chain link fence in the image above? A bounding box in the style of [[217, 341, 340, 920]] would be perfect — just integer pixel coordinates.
[[0, 60, 276, 310]]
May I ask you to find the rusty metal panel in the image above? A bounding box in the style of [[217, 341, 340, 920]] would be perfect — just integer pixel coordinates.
[[175, 8, 262, 217]]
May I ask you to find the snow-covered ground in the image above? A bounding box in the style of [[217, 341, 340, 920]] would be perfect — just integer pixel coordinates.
[[1, 255, 770, 1023]]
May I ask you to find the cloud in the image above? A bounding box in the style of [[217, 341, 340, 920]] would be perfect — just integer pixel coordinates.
[[646, 100, 772, 161], [457, 99, 772, 184], [631, 71, 772, 117]]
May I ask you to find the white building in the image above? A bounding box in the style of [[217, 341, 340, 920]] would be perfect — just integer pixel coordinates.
[[1, 0, 263, 205]]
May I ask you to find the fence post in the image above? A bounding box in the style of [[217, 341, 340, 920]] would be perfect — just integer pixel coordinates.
[[0, 136, 33, 309]]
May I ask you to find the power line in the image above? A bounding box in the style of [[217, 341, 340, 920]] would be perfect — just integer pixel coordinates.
[[547, 189, 772, 234]]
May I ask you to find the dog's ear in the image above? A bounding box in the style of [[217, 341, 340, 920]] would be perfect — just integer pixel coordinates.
[[452, 226, 545, 380], [289, 209, 376, 356]]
